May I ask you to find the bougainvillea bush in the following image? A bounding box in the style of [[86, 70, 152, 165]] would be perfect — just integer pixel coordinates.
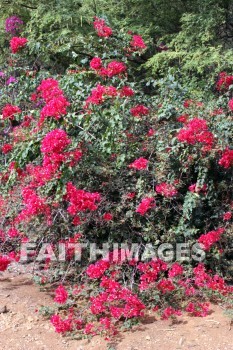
[[0, 16, 232, 339]]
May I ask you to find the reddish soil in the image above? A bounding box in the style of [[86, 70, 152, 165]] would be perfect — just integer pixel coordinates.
[[0, 268, 232, 350]]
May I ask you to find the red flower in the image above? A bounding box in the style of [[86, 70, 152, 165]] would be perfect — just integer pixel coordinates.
[[50, 314, 72, 333], [90, 57, 102, 70], [93, 17, 112, 37], [0, 255, 11, 271], [177, 114, 189, 123], [161, 307, 181, 320], [223, 211, 232, 221], [54, 285, 68, 304], [41, 129, 71, 154], [216, 72, 233, 91], [130, 35, 146, 50], [188, 183, 207, 194], [130, 104, 149, 117], [2, 144, 13, 154], [105, 61, 127, 77], [86, 260, 110, 279], [228, 98, 233, 111], [156, 183, 178, 198], [218, 148, 233, 168], [177, 118, 214, 147], [198, 228, 225, 250], [168, 263, 183, 278], [157, 279, 175, 293], [66, 182, 101, 215], [186, 302, 209, 317], [2, 104, 21, 120], [103, 213, 113, 221], [136, 197, 155, 215], [7, 227, 20, 238], [129, 157, 148, 170], [119, 86, 134, 97], [10, 37, 28, 53], [147, 128, 155, 136]]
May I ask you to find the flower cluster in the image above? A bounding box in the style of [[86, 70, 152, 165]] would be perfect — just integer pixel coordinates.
[[188, 183, 207, 194], [2, 104, 21, 120], [137, 259, 168, 290], [93, 17, 113, 37], [198, 227, 225, 250], [129, 157, 148, 170], [85, 83, 132, 107], [136, 197, 155, 215], [15, 187, 51, 224], [86, 259, 110, 279], [177, 118, 214, 148], [130, 35, 146, 50], [27, 129, 76, 186], [185, 302, 209, 317], [50, 315, 73, 333], [130, 104, 149, 117], [65, 182, 101, 215], [90, 58, 127, 78], [155, 182, 178, 198], [216, 72, 233, 91], [5, 16, 24, 34], [36, 78, 70, 125], [0, 254, 11, 271], [218, 148, 233, 168], [54, 285, 68, 304], [228, 98, 233, 111], [103, 212, 113, 221], [41, 129, 71, 154], [90, 277, 145, 319], [2, 144, 13, 154], [161, 307, 182, 320], [10, 37, 28, 54], [168, 262, 184, 278], [223, 211, 232, 221]]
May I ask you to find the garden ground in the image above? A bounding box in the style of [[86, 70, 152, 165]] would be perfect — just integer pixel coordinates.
[[0, 266, 232, 350]]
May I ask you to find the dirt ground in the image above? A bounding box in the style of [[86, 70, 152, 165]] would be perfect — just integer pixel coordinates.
[[0, 268, 232, 350]]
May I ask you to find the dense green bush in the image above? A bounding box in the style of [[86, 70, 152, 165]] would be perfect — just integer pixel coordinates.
[[0, 8, 232, 340]]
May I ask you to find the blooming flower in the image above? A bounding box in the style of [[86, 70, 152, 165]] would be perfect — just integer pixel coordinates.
[[119, 86, 134, 97], [50, 315, 72, 333], [0, 255, 11, 271], [223, 211, 232, 221], [66, 182, 101, 215], [130, 104, 149, 117], [130, 35, 146, 50], [6, 76, 17, 85], [161, 307, 182, 320], [129, 157, 148, 170], [218, 148, 233, 168], [168, 262, 184, 278], [90, 57, 102, 70], [54, 285, 68, 304], [103, 213, 113, 221], [155, 183, 178, 198], [228, 98, 233, 111], [2, 144, 13, 154], [86, 259, 110, 279], [198, 228, 225, 250], [2, 104, 21, 120], [177, 118, 214, 148], [93, 17, 112, 37], [41, 129, 71, 154], [10, 37, 28, 54], [216, 72, 233, 91], [5, 16, 24, 34], [136, 197, 155, 215]]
